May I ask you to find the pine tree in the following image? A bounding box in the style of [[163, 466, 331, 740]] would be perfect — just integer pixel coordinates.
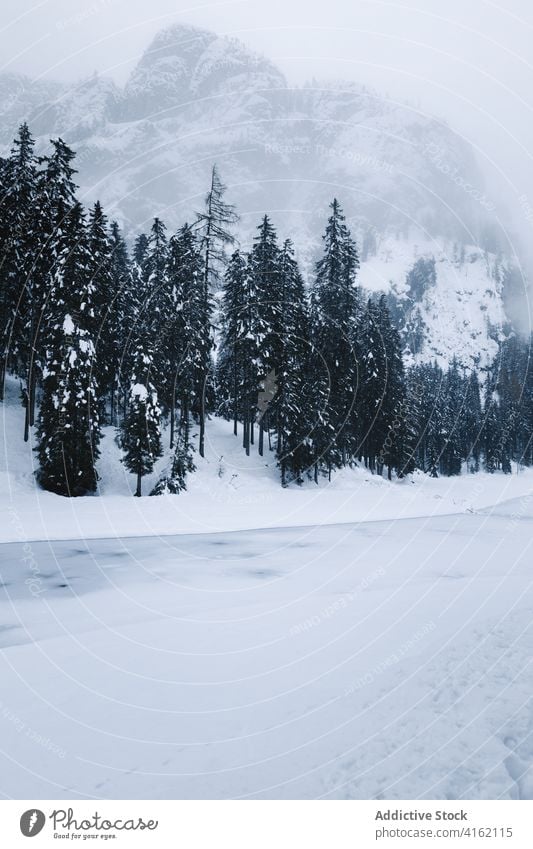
[[357, 299, 388, 472], [376, 296, 412, 479], [138, 218, 170, 407], [462, 370, 482, 472], [439, 360, 464, 476], [133, 232, 149, 267], [36, 203, 101, 496], [120, 347, 163, 497], [87, 201, 116, 416], [142, 218, 168, 333], [409, 362, 446, 476], [311, 199, 360, 474], [0, 152, 8, 398], [274, 240, 314, 484], [26, 137, 79, 438], [195, 164, 239, 293], [0, 124, 37, 407], [216, 249, 248, 433], [150, 431, 195, 495], [247, 216, 283, 456], [482, 373, 501, 473], [194, 165, 238, 456], [121, 231, 150, 414], [164, 224, 207, 452], [109, 221, 132, 424]]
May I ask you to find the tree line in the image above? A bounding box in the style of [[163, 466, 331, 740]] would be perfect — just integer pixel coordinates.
[[1, 124, 532, 497]]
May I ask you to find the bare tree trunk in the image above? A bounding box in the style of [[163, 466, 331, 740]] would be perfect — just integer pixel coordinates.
[[199, 387, 205, 457], [170, 403, 175, 449], [233, 358, 238, 435], [244, 411, 250, 456], [170, 371, 177, 448], [24, 361, 37, 442], [23, 387, 30, 442], [258, 419, 264, 456], [29, 364, 37, 428]]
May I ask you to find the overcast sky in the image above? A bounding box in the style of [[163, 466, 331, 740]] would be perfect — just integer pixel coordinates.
[[2, 0, 533, 252]]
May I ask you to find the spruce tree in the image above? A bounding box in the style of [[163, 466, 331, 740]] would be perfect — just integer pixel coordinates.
[[121, 347, 163, 497], [151, 431, 195, 495], [216, 249, 248, 433], [27, 137, 79, 437], [164, 224, 207, 452], [376, 296, 412, 479], [139, 218, 170, 407], [109, 221, 132, 424], [409, 362, 445, 476], [440, 360, 465, 476], [0, 124, 37, 407], [194, 165, 238, 456], [273, 240, 314, 484], [482, 373, 502, 473], [37, 203, 101, 496], [311, 199, 360, 474], [463, 371, 482, 472], [195, 164, 239, 293], [247, 216, 283, 456], [357, 298, 388, 472], [87, 201, 116, 416]]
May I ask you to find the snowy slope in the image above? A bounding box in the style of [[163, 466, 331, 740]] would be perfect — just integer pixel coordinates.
[[2, 374, 532, 545], [363, 237, 508, 368]]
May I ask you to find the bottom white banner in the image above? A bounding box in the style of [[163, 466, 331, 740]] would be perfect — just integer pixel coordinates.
[[0, 800, 530, 848]]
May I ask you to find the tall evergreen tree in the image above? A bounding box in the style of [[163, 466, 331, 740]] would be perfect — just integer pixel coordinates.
[[87, 201, 116, 416], [164, 224, 207, 452], [26, 137, 79, 437], [194, 165, 238, 456], [376, 296, 412, 479], [462, 370, 482, 472], [216, 249, 248, 434], [247, 216, 283, 456], [311, 199, 360, 474], [0, 124, 37, 406], [36, 203, 101, 496], [139, 218, 170, 401], [357, 298, 388, 472], [109, 221, 132, 424], [440, 360, 466, 476], [273, 240, 314, 484], [120, 346, 163, 497], [195, 164, 239, 293]]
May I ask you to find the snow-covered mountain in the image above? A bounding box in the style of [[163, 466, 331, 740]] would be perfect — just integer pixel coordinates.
[[0, 22, 523, 367]]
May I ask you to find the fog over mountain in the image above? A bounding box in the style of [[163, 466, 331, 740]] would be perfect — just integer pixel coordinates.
[[0, 22, 529, 361]]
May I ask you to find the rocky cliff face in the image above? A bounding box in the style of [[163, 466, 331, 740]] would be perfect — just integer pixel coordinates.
[[0, 23, 521, 367]]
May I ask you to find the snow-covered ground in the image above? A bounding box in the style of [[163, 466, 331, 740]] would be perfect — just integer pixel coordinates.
[[1, 378, 533, 799], [2, 375, 532, 544]]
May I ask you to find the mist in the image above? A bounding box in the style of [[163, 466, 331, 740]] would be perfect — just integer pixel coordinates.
[[2, 0, 532, 323]]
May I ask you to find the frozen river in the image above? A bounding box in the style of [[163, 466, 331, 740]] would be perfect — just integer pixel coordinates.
[[1, 501, 532, 799]]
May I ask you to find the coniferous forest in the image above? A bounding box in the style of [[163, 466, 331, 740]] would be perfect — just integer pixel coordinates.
[[1, 124, 533, 497]]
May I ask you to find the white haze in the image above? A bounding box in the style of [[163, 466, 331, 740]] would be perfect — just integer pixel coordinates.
[[2, 0, 533, 316]]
